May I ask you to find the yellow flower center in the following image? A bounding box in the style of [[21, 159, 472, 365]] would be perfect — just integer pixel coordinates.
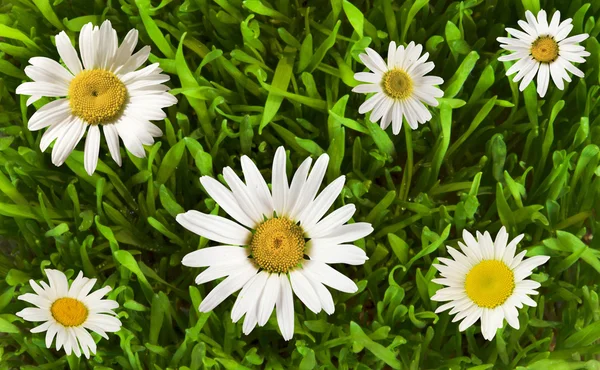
[[465, 260, 515, 308], [382, 69, 413, 100], [250, 218, 305, 273], [69, 69, 127, 125], [531, 36, 559, 63], [50, 297, 88, 327]]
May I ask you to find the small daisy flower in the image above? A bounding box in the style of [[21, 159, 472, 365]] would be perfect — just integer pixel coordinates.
[[16, 20, 177, 175], [497, 10, 590, 97], [431, 227, 549, 341], [16, 270, 121, 358], [178, 147, 373, 340], [352, 41, 444, 135]]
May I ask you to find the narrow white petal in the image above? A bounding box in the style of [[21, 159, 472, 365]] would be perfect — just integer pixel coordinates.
[[200, 176, 256, 228], [181, 246, 249, 268], [84, 125, 101, 175], [276, 275, 294, 340], [303, 260, 358, 293], [51, 118, 87, 166], [257, 273, 280, 326], [297, 176, 345, 230], [176, 211, 252, 245], [198, 264, 257, 312], [307, 243, 368, 265], [536, 63, 550, 97], [272, 146, 289, 216], [103, 124, 122, 166], [231, 271, 269, 322], [288, 153, 329, 221], [310, 222, 373, 245], [289, 269, 321, 314], [241, 155, 274, 218], [306, 204, 355, 239], [55, 31, 82, 75], [27, 98, 70, 131]]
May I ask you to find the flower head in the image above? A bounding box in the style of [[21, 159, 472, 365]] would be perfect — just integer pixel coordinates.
[[497, 10, 590, 97], [16, 270, 121, 358], [16, 20, 177, 175], [177, 147, 373, 340], [353, 41, 444, 134], [431, 227, 549, 340]]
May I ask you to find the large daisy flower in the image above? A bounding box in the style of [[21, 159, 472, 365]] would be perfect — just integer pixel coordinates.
[[497, 10, 590, 97], [16, 20, 177, 175], [431, 227, 550, 340], [177, 147, 372, 340], [352, 41, 444, 135], [16, 269, 121, 358]]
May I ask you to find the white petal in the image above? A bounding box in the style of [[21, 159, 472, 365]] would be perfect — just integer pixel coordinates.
[[45, 269, 69, 297], [200, 176, 256, 228], [537, 63, 550, 97], [103, 124, 122, 166], [16, 81, 68, 98], [360, 48, 388, 74], [283, 157, 312, 217], [182, 246, 249, 268], [241, 155, 274, 218], [231, 271, 269, 322], [289, 269, 321, 314], [51, 118, 86, 166], [297, 176, 345, 231], [79, 23, 96, 70], [27, 98, 71, 131], [257, 273, 280, 326], [354, 72, 381, 84], [306, 204, 355, 239], [54, 31, 82, 75], [502, 303, 520, 329], [310, 222, 373, 245], [272, 146, 288, 216], [519, 62, 540, 91], [358, 92, 385, 114], [276, 275, 294, 340], [288, 153, 329, 221], [110, 29, 138, 72], [352, 84, 382, 94], [559, 34, 589, 45], [176, 210, 252, 245], [223, 167, 264, 224], [194, 260, 250, 284], [115, 120, 145, 158], [303, 260, 358, 293], [494, 227, 509, 260], [304, 273, 335, 315], [84, 125, 101, 175], [307, 243, 368, 265], [198, 263, 257, 312], [502, 233, 524, 265]]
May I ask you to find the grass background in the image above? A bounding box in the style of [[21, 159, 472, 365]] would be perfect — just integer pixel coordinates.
[[0, 0, 599, 369]]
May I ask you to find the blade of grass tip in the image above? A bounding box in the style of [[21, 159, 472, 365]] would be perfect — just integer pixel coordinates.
[[31, 0, 64, 30], [428, 103, 452, 189], [135, 0, 175, 58], [535, 100, 565, 186], [402, 0, 429, 44], [259, 46, 296, 134], [398, 121, 414, 201], [175, 33, 214, 142], [342, 0, 364, 38]]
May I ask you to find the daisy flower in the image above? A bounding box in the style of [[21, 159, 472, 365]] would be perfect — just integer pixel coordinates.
[[352, 41, 444, 135], [16, 269, 121, 358], [497, 10, 590, 97], [431, 227, 550, 341], [16, 20, 177, 175], [177, 147, 372, 340]]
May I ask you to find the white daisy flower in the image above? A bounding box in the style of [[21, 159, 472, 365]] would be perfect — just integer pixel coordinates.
[[431, 227, 550, 341], [16, 269, 122, 358], [352, 41, 444, 135], [16, 20, 177, 175], [177, 147, 373, 340], [497, 10, 590, 97]]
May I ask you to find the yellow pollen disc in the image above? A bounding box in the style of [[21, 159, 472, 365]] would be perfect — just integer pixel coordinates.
[[68, 69, 127, 125], [531, 36, 559, 63], [250, 217, 305, 273], [382, 68, 413, 100], [465, 260, 515, 308], [50, 297, 88, 327]]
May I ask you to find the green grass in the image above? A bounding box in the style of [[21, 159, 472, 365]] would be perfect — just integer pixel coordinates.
[[0, 0, 600, 369]]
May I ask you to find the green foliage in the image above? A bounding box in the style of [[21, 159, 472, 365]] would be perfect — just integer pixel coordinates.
[[0, 0, 599, 369]]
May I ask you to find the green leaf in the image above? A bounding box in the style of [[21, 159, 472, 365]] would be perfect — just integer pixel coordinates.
[[350, 322, 401, 369], [259, 47, 296, 133]]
